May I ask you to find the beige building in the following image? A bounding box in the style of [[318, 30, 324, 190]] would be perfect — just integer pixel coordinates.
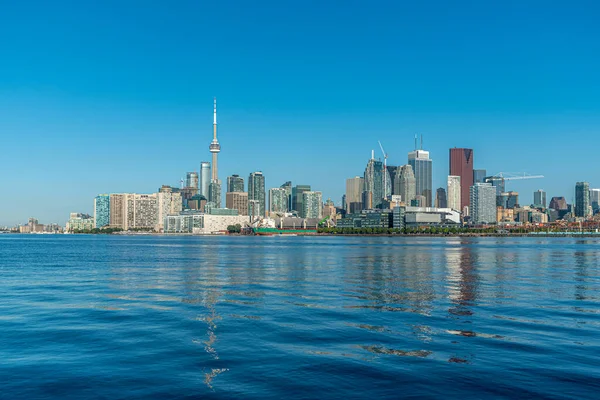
[[447, 175, 461, 212], [496, 207, 514, 223], [345, 176, 364, 213], [109, 194, 126, 229], [226, 192, 248, 216], [156, 191, 183, 232]]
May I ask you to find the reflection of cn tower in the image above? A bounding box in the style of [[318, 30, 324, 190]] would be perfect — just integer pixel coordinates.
[[209, 98, 220, 182]]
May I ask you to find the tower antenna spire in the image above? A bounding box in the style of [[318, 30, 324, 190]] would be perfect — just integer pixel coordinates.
[[213, 97, 217, 126], [421, 134, 423, 150], [414, 134, 417, 151]]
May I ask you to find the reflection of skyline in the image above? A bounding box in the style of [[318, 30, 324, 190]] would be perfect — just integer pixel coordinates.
[[445, 240, 479, 317]]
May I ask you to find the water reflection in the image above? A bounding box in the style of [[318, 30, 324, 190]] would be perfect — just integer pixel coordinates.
[[445, 240, 479, 317]]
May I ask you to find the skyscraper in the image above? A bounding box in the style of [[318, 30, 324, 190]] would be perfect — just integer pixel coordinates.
[[473, 169, 487, 184], [408, 147, 432, 207], [449, 148, 474, 211], [280, 181, 292, 211], [387, 166, 398, 195], [533, 190, 547, 208], [395, 164, 416, 205], [575, 182, 590, 218], [94, 194, 110, 228], [208, 98, 222, 207], [227, 175, 244, 193], [470, 183, 497, 224], [435, 188, 447, 208], [345, 176, 364, 213], [186, 172, 199, 190], [589, 189, 600, 213], [248, 172, 266, 217], [363, 151, 384, 209], [109, 193, 125, 229], [200, 162, 211, 198], [302, 191, 323, 219], [269, 188, 288, 213], [447, 175, 461, 211], [292, 184, 311, 215], [226, 192, 248, 215], [549, 197, 568, 210]]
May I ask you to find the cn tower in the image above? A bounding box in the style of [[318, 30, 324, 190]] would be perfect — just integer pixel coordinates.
[[209, 97, 220, 181]]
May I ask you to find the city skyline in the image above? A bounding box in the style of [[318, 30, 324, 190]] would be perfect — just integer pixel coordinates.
[[1, 2, 599, 225]]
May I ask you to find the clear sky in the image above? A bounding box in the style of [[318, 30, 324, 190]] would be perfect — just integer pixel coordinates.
[[1, 1, 599, 225]]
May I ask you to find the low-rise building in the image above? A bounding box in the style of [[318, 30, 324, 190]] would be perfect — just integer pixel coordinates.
[[66, 213, 95, 232], [164, 211, 249, 234]]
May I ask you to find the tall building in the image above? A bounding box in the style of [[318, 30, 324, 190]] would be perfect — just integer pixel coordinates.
[[248, 172, 266, 217], [363, 151, 384, 209], [280, 181, 292, 211], [387, 166, 398, 195], [589, 189, 600, 213], [123, 193, 159, 231], [505, 191, 519, 209], [292, 184, 311, 214], [186, 172, 199, 189], [473, 169, 487, 184], [157, 191, 183, 231], [484, 176, 505, 196], [470, 183, 497, 224], [575, 182, 590, 218], [383, 167, 392, 200], [302, 191, 323, 219], [109, 193, 126, 229], [408, 147, 432, 207], [208, 98, 222, 207], [227, 175, 244, 193], [447, 175, 461, 211], [208, 181, 222, 208], [435, 188, 447, 208], [226, 192, 248, 216], [200, 162, 211, 198], [269, 188, 288, 213], [395, 165, 416, 205], [346, 176, 364, 214], [549, 197, 568, 210], [533, 190, 547, 208], [449, 148, 474, 211], [94, 195, 110, 228]]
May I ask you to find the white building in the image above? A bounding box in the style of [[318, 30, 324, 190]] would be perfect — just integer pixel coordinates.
[[164, 212, 249, 234], [404, 207, 461, 225], [470, 183, 496, 224], [447, 175, 461, 212]]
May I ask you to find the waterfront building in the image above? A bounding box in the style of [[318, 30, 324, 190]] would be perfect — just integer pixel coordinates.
[[473, 169, 487, 184], [280, 181, 292, 211], [590, 189, 600, 213], [533, 189, 547, 208], [292, 184, 311, 215], [549, 196, 568, 211], [302, 191, 323, 219], [404, 206, 461, 226], [157, 191, 183, 231], [124, 193, 159, 230], [435, 188, 447, 209], [346, 176, 364, 214], [269, 188, 288, 214], [186, 172, 199, 190], [449, 148, 474, 211], [164, 211, 248, 234], [248, 172, 266, 217], [200, 162, 211, 198], [66, 213, 94, 232], [227, 175, 244, 193], [392, 206, 405, 229], [496, 207, 514, 223], [208, 181, 222, 208], [109, 194, 126, 229], [575, 182, 590, 218], [408, 148, 432, 207], [395, 165, 416, 205], [447, 175, 461, 212], [470, 183, 497, 224], [94, 194, 110, 228], [363, 152, 384, 209], [226, 192, 248, 215]]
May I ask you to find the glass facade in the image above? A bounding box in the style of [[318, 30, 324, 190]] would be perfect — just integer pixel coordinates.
[[363, 158, 384, 209], [248, 172, 266, 217], [408, 150, 432, 207], [575, 182, 590, 218], [94, 195, 110, 228]]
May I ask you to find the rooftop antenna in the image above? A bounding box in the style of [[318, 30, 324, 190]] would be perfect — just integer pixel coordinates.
[[420, 134, 423, 150], [414, 134, 417, 151]]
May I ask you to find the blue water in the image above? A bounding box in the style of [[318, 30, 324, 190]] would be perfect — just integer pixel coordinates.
[[1, 235, 599, 399]]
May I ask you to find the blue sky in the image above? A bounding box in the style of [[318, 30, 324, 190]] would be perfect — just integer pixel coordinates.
[[1, 1, 599, 225]]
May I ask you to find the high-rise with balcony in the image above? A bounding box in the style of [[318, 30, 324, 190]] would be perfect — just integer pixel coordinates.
[[302, 191, 323, 219], [292, 184, 311, 215], [227, 175, 244, 193], [447, 175, 461, 211], [269, 188, 289, 213], [248, 172, 266, 217], [470, 183, 496, 224], [94, 194, 110, 228], [449, 148, 474, 211], [575, 182, 590, 218]]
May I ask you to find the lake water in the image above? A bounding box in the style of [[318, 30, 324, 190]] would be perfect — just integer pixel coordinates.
[[0, 235, 599, 399]]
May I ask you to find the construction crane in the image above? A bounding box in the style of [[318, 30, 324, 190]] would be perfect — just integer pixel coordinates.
[[378, 141, 390, 198], [492, 172, 545, 181]]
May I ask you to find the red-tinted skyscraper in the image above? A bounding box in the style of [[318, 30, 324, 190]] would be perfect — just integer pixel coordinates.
[[449, 148, 474, 210]]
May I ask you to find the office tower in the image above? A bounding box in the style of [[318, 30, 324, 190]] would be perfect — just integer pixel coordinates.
[[186, 172, 199, 189], [408, 144, 433, 207], [280, 181, 292, 210], [94, 194, 110, 228], [248, 172, 266, 217], [363, 151, 384, 209], [447, 175, 461, 211], [575, 182, 590, 218], [589, 189, 600, 213], [248, 199, 261, 220], [505, 191, 519, 208], [109, 194, 125, 229], [200, 162, 211, 197], [470, 183, 497, 224], [302, 191, 323, 219], [497, 192, 509, 208], [292, 184, 311, 214], [226, 192, 248, 215], [387, 166, 398, 195], [484, 176, 505, 196], [395, 164, 416, 205], [208, 181, 222, 208], [435, 188, 447, 208], [549, 197, 568, 210], [449, 148, 474, 211], [346, 176, 364, 214], [227, 174, 245, 193], [269, 188, 288, 213], [473, 169, 487, 184], [533, 189, 547, 208]]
